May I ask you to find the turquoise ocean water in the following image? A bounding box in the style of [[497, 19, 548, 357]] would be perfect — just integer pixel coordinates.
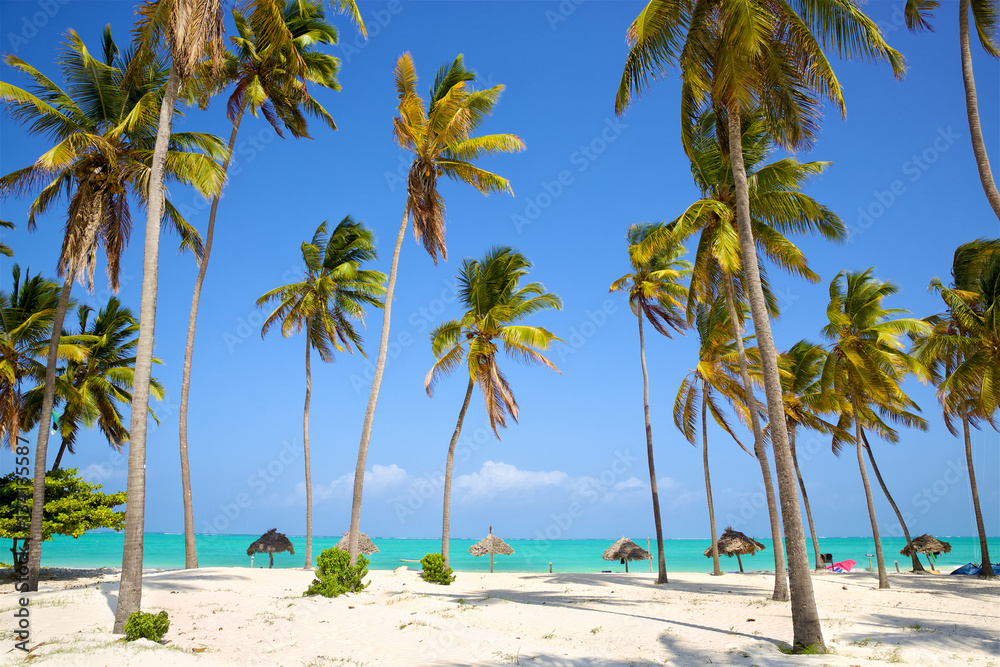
[[22, 533, 998, 574]]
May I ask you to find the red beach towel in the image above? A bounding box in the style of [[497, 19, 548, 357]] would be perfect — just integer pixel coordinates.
[[827, 559, 856, 573]]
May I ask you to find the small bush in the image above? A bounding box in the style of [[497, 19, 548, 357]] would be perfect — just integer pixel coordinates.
[[305, 547, 369, 597], [124, 610, 170, 642], [420, 552, 455, 585]]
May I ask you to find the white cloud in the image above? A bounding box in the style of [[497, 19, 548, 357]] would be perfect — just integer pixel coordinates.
[[294, 464, 410, 503], [614, 476, 644, 491], [454, 461, 568, 501]]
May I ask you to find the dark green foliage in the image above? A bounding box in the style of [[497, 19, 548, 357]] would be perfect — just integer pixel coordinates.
[[420, 552, 455, 585], [123, 610, 169, 642], [304, 547, 369, 597]]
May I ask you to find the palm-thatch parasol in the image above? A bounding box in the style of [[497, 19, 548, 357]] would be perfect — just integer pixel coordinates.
[[469, 526, 514, 573], [602, 536, 650, 573], [334, 532, 380, 556], [703, 527, 766, 573], [900, 534, 952, 570], [247, 528, 295, 568]]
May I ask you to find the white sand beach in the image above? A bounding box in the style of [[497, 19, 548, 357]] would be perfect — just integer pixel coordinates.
[[3, 567, 998, 666]]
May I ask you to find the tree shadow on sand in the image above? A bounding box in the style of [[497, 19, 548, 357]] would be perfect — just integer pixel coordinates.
[[838, 611, 1000, 652], [95, 568, 258, 616]]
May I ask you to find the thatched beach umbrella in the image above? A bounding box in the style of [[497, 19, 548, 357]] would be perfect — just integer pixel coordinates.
[[602, 536, 650, 573], [703, 527, 766, 573], [900, 534, 952, 570], [247, 528, 295, 568], [469, 526, 514, 573], [335, 532, 380, 555]]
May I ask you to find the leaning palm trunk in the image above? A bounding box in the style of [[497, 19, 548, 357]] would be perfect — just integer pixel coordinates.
[[860, 433, 924, 573], [848, 381, 889, 588], [348, 208, 409, 564], [113, 64, 181, 634], [959, 0, 1000, 220], [702, 380, 721, 576], [722, 274, 788, 600], [26, 270, 73, 591], [303, 334, 313, 569], [789, 425, 824, 570], [442, 379, 474, 568], [51, 437, 71, 471], [178, 113, 244, 570], [638, 313, 668, 584], [726, 109, 825, 651], [961, 408, 994, 577]]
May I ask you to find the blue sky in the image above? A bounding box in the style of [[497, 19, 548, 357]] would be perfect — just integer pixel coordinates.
[[0, 0, 997, 548]]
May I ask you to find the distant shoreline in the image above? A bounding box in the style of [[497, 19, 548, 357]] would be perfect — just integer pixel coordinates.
[[19, 533, 998, 574]]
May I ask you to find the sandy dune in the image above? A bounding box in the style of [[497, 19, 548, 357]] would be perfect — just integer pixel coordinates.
[[2, 566, 998, 666]]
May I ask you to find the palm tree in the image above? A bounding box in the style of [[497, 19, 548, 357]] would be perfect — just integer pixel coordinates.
[[637, 109, 844, 600], [0, 220, 13, 257], [117, 0, 363, 631], [820, 269, 930, 589], [905, 0, 1000, 219], [0, 28, 225, 593], [820, 361, 930, 574], [915, 239, 1000, 577], [616, 1, 903, 649], [178, 0, 341, 571], [425, 247, 560, 568], [258, 217, 385, 570], [21, 298, 164, 471], [610, 223, 690, 584], [776, 341, 838, 570], [674, 298, 757, 577], [347, 53, 524, 564], [1, 266, 83, 449]]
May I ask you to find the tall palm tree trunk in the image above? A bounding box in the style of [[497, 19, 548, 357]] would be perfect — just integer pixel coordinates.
[[727, 108, 824, 651], [303, 334, 313, 569], [348, 208, 409, 565], [962, 408, 994, 577], [703, 381, 721, 576], [722, 273, 788, 600], [859, 432, 924, 573], [26, 270, 73, 592], [178, 111, 244, 570], [959, 0, 1000, 220], [113, 64, 181, 635], [848, 382, 889, 589], [638, 313, 668, 584], [51, 438, 70, 471], [789, 425, 824, 570], [442, 378, 474, 569]]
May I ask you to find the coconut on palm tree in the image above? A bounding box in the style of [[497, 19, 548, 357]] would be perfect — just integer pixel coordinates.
[[258, 217, 385, 570], [636, 109, 844, 600], [347, 53, 524, 564], [616, 0, 903, 649], [820, 269, 930, 589], [21, 298, 164, 471], [425, 247, 560, 568], [118, 0, 363, 631], [610, 223, 690, 584], [905, 0, 1000, 219], [915, 239, 1000, 577], [0, 27, 226, 593], [674, 298, 758, 577], [177, 0, 342, 570]]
